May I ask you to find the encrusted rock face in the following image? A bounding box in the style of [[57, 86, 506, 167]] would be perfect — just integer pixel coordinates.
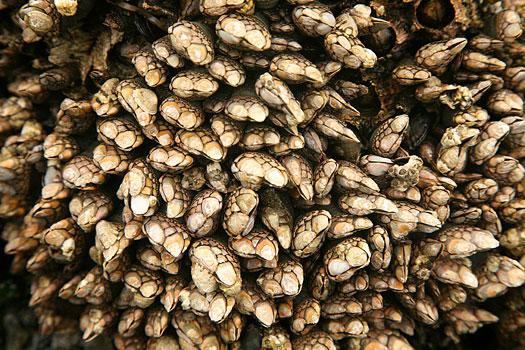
[[1, 0, 524, 349]]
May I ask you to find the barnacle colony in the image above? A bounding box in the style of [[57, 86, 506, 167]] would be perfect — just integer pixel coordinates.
[[1, 0, 525, 349]]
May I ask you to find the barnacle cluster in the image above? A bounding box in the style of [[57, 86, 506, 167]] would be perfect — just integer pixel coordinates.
[[1, 0, 525, 349]]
